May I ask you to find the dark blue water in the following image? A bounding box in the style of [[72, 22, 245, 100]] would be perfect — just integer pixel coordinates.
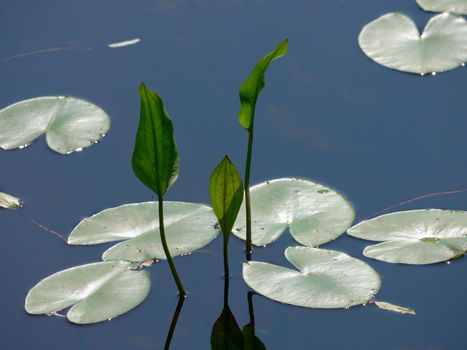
[[1, 1, 466, 349]]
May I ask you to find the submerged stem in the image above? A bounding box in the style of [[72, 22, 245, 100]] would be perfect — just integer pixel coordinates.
[[158, 195, 186, 296], [244, 129, 254, 261]]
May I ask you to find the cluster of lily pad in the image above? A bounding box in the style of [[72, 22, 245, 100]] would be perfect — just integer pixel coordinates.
[[1, 35, 466, 338], [359, 0, 467, 74]]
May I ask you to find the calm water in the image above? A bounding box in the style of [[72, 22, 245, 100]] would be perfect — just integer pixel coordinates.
[[1, 1, 467, 349]]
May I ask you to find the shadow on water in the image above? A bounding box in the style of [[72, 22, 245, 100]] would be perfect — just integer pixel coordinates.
[[164, 295, 186, 350], [210, 277, 266, 350]]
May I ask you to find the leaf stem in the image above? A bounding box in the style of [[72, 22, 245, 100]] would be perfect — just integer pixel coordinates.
[[158, 195, 186, 296], [244, 128, 254, 261]]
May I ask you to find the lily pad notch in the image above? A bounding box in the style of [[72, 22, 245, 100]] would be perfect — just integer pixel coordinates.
[[0, 96, 110, 154], [347, 209, 467, 264]]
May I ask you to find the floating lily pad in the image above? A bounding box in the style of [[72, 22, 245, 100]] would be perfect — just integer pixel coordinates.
[[0, 192, 22, 209], [347, 209, 467, 264], [417, 0, 467, 15], [68, 201, 220, 262], [359, 12, 467, 74], [0, 96, 110, 154], [243, 246, 381, 308], [233, 178, 355, 247], [25, 261, 150, 324]]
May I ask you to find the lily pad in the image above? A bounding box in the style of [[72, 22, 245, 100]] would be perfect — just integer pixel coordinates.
[[0, 96, 110, 154], [359, 12, 467, 74], [68, 201, 220, 262], [417, 0, 467, 15], [0, 192, 22, 209], [25, 261, 150, 324], [232, 178, 355, 247], [347, 209, 467, 264], [242, 246, 381, 309]]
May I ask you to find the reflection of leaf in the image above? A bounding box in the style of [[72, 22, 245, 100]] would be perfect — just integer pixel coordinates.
[[359, 12, 467, 74], [238, 39, 288, 130], [210, 156, 243, 237], [374, 301, 416, 315], [132, 83, 179, 196], [233, 178, 355, 247], [0, 192, 22, 209], [25, 261, 150, 324], [68, 201, 220, 262], [417, 0, 467, 15], [0, 96, 110, 154], [211, 306, 245, 350], [243, 246, 381, 309], [347, 209, 467, 264], [242, 324, 266, 350]]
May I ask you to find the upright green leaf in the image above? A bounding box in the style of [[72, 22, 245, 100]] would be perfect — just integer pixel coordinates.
[[209, 156, 244, 237], [132, 83, 179, 196], [238, 39, 288, 130]]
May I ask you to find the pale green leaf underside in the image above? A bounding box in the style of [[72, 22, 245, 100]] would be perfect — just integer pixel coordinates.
[[0, 191, 22, 209], [0, 96, 110, 154], [359, 12, 467, 74], [243, 246, 381, 309], [233, 178, 355, 247], [25, 261, 150, 324], [374, 301, 416, 315], [417, 0, 467, 15], [348, 209, 467, 264], [68, 201, 220, 262]]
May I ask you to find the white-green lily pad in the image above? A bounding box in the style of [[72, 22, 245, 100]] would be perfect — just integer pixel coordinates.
[[347, 209, 467, 264], [0, 191, 22, 209], [0, 96, 110, 154], [25, 261, 150, 324], [68, 201, 220, 262], [359, 12, 467, 74], [242, 246, 381, 309], [233, 178, 355, 247], [417, 0, 467, 15]]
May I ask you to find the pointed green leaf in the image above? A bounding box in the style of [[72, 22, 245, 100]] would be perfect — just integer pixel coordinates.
[[233, 178, 355, 247], [211, 306, 245, 350], [347, 209, 467, 264], [374, 301, 416, 315], [417, 0, 467, 15], [359, 12, 467, 74], [67, 201, 220, 261], [25, 261, 150, 324], [243, 246, 381, 309], [0, 96, 110, 154], [238, 39, 288, 130], [0, 192, 22, 209], [210, 156, 244, 237], [132, 83, 179, 196]]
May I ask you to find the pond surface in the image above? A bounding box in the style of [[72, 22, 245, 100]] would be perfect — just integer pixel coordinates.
[[1, 0, 466, 349]]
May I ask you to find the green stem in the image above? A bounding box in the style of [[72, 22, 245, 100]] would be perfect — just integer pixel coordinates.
[[223, 236, 230, 278], [244, 128, 254, 261], [158, 195, 186, 296]]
